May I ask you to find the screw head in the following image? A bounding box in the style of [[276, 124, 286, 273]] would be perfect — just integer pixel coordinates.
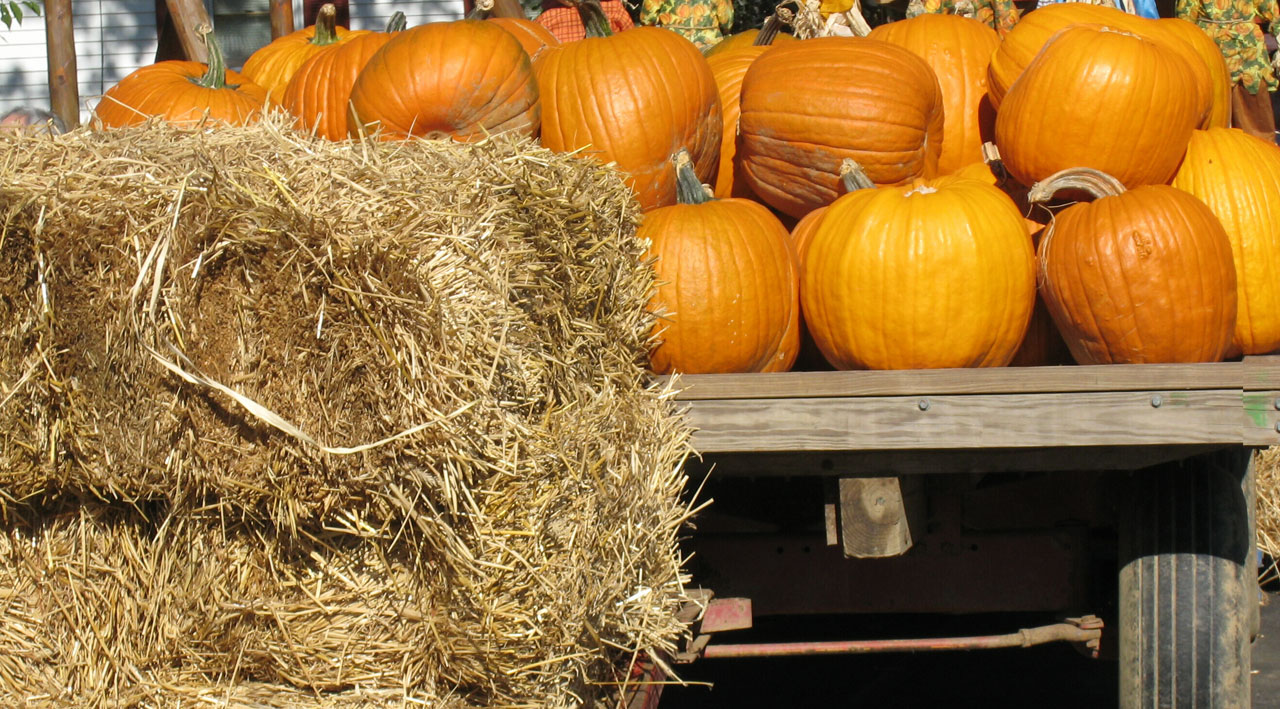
[[1150, 394, 1163, 408], [917, 399, 930, 412]]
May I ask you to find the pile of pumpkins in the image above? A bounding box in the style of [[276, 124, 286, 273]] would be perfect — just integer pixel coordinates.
[[91, 1, 1280, 374]]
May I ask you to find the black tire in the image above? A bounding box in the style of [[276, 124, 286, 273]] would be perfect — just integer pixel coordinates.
[[1118, 448, 1257, 709]]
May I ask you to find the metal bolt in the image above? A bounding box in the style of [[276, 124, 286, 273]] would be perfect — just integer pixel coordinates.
[[1274, 398, 1280, 411], [1150, 394, 1163, 408], [1275, 421, 1280, 434], [917, 399, 930, 412]]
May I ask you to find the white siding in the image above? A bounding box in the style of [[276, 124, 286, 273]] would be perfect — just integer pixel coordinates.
[[349, 0, 462, 32], [0, 0, 159, 121]]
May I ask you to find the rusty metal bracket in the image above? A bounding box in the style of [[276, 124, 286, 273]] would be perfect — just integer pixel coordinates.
[[675, 593, 754, 663]]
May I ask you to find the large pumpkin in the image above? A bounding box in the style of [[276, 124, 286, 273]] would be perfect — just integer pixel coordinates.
[[488, 17, 560, 58], [1031, 168, 1236, 364], [349, 20, 540, 141], [706, 46, 769, 199], [644, 152, 800, 374], [1172, 128, 1280, 355], [1157, 17, 1232, 129], [242, 4, 362, 100], [704, 27, 796, 56], [994, 24, 1200, 189], [94, 29, 268, 128], [534, 2, 721, 211], [802, 175, 1035, 370], [868, 14, 999, 175], [737, 37, 944, 220], [281, 14, 406, 141]]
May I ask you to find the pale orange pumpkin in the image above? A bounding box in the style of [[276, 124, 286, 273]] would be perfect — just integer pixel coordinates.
[[644, 152, 800, 374], [869, 14, 999, 175], [706, 46, 768, 199], [803, 175, 1035, 370], [1172, 128, 1280, 355]]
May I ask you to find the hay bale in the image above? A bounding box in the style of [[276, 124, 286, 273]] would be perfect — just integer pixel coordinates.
[[0, 118, 695, 706], [1257, 448, 1280, 586]]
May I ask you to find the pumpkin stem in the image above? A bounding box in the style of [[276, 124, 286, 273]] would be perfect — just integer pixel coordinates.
[[577, 0, 614, 38], [386, 11, 408, 31], [192, 24, 232, 90], [311, 3, 342, 46], [465, 0, 493, 20], [673, 150, 714, 205], [838, 158, 875, 193], [1027, 167, 1127, 204], [754, 13, 785, 45]]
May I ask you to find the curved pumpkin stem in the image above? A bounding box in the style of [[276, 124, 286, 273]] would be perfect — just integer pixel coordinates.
[[310, 4, 342, 46], [1027, 167, 1127, 204], [386, 10, 408, 31], [576, 0, 613, 38], [838, 158, 875, 193], [465, 0, 493, 20], [192, 25, 232, 90], [754, 12, 786, 45], [674, 150, 714, 205]]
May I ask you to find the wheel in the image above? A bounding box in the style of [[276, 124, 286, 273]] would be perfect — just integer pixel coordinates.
[[1118, 448, 1257, 709]]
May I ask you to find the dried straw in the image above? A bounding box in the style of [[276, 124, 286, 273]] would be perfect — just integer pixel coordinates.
[[0, 116, 696, 706], [1256, 448, 1280, 586]]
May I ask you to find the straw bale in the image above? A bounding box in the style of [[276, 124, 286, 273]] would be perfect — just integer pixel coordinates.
[[1256, 448, 1280, 586], [0, 118, 697, 706]]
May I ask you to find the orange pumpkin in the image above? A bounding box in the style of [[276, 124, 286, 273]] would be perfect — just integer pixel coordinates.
[[789, 160, 875, 266], [534, 2, 721, 211], [703, 26, 796, 56], [803, 175, 1035, 370], [1172, 128, 1280, 355], [706, 46, 768, 199], [242, 4, 362, 100], [94, 29, 268, 128], [1031, 168, 1237, 365], [737, 37, 944, 220], [643, 152, 800, 374], [349, 20, 540, 141], [994, 24, 1200, 189], [1157, 18, 1232, 129], [488, 16, 560, 58], [281, 14, 406, 141], [869, 14, 999, 175]]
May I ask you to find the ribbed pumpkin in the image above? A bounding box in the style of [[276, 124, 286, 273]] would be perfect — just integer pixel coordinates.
[[737, 37, 944, 220], [349, 20, 540, 141], [703, 27, 795, 56], [242, 4, 361, 100], [994, 24, 1200, 189], [707, 46, 768, 198], [488, 16, 560, 58], [1008, 227, 1073, 367], [1031, 168, 1236, 364], [803, 175, 1035, 370], [281, 14, 406, 141], [789, 160, 876, 266], [644, 152, 800, 374], [869, 14, 999, 175], [1157, 18, 1232, 129], [534, 2, 721, 211], [94, 29, 268, 128], [1172, 128, 1280, 355]]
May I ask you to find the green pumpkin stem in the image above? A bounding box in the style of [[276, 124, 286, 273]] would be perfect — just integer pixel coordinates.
[[193, 25, 231, 90], [386, 10, 408, 31], [1027, 167, 1127, 204], [673, 150, 713, 205], [838, 158, 875, 193], [577, 0, 614, 38], [311, 4, 342, 46]]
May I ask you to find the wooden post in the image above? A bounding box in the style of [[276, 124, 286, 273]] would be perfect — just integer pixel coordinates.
[[43, 0, 79, 129], [269, 0, 295, 38], [837, 476, 925, 558], [164, 0, 212, 63]]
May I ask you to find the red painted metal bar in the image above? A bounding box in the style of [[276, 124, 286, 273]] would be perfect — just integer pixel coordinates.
[[701, 622, 1100, 659]]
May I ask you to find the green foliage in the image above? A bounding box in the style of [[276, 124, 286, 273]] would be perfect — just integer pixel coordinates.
[[1, 0, 41, 29]]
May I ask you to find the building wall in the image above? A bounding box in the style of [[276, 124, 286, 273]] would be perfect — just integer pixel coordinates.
[[0, 0, 464, 122]]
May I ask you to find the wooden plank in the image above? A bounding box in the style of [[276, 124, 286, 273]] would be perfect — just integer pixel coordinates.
[[164, 0, 212, 62], [44, 0, 80, 129], [1244, 355, 1280, 390], [682, 390, 1243, 453], [838, 476, 923, 558], [665, 361, 1248, 401], [1243, 390, 1280, 447]]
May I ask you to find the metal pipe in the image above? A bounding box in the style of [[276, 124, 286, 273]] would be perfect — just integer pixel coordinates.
[[701, 622, 1100, 659]]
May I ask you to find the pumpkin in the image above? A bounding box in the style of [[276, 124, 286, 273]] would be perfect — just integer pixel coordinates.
[[706, 46, 769, 199], [737, 37, 944, 220], [534, 1, 721, 211], [1008, 226, 1073, 367], [802, 174, 1035, 370], [1172, 128, 1280, 355], [994, 24, 1200, 189], [1157, 17, 1232, 129], [94, 28, 268, 128], [789, 159, 875, 266], [349, 20, 540, 141], [282, 13, 406, 141], [1030, 168, 1236, 365], [643, 151, 800, 374], [242, 4, 362, 100], [487, 17, 560, 58], [703, 25, 795, 56], [868, 14, 999, 175]]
